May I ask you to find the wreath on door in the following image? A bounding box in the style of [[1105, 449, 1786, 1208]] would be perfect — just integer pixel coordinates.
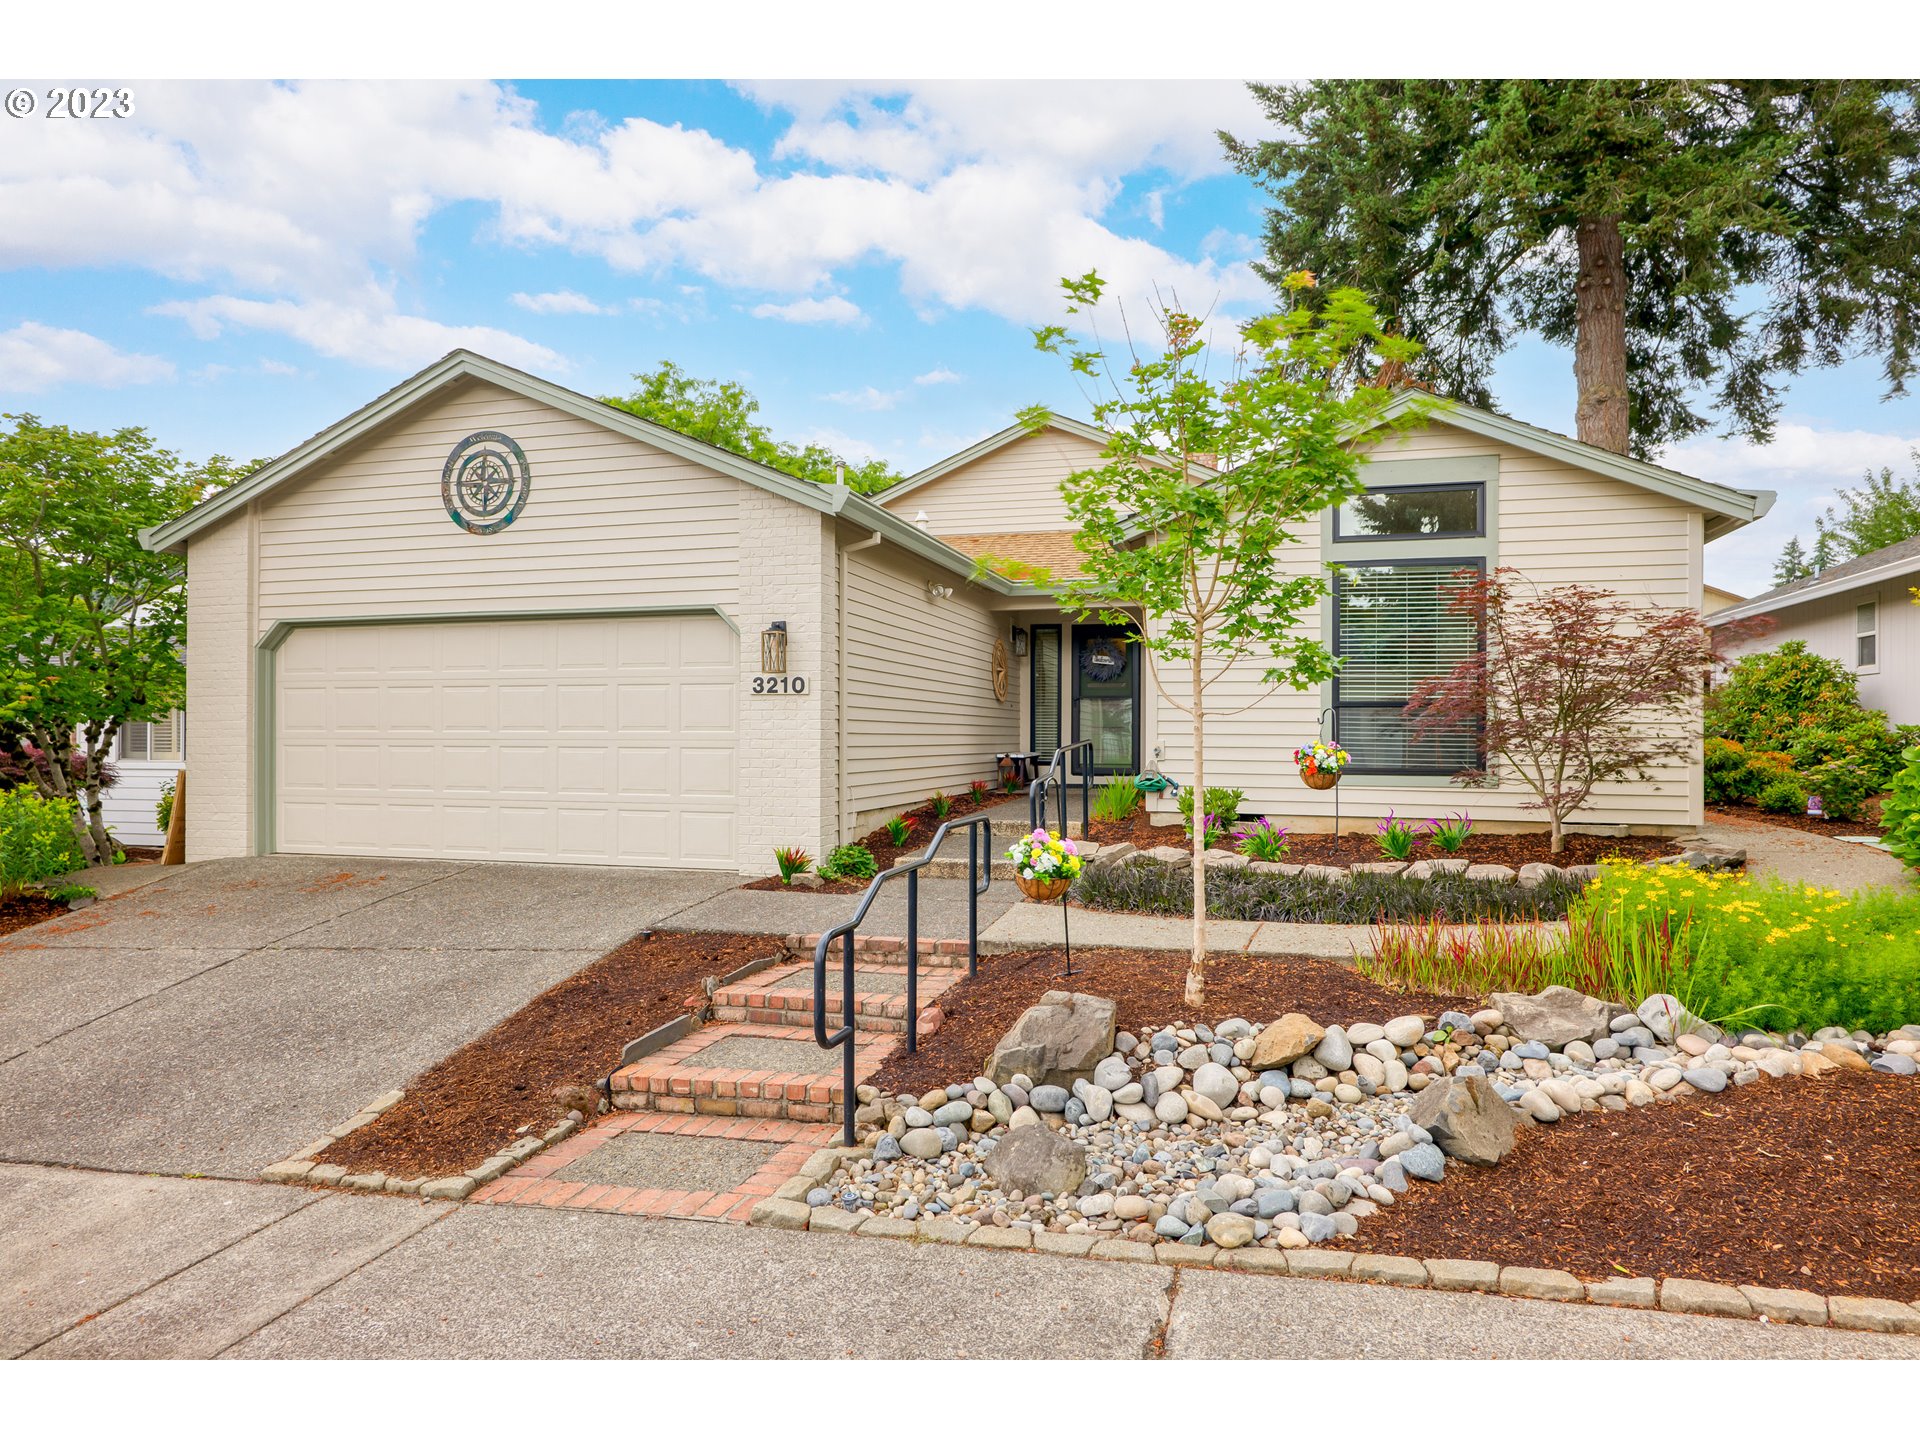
[[1078, 636, 1128, 682]]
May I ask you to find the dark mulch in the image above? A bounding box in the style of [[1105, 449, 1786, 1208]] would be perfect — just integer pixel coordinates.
[[319, 930, 779, 1179], [1335, 1070, 1920, 1301], [1088, 810, 1673, 869], [870, 947, 1472, 1096], [745, 781, 1020, 893], [1708, 798, 1887, 836], [0, 894, 66, 939]]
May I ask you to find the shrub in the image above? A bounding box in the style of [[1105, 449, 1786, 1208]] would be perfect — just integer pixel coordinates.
[[969, 780, 991, 804], [1882, 745, 1920, 868], [1787, 719, 1904, 786], [0, 789, 86, 899], [819, 843, 878, 883], [1092, 773, 1143, 824], [929, 791, 953, 820], [1424, 812, 1473, 853], [155, 776, 176, 834], [773, 846, 812, 884], [1375, 810, 1422, 861], [1177, 785, 1244, 834], [1704, 737, 1758, 804], [1233, 817, 1290, 861], [1708, 640, 1878, 752], [1074, 856, 1581, 924], [881, 814, 915, 846], [1801, 757, 1877, 822], [1755, 775, 1809, 815]]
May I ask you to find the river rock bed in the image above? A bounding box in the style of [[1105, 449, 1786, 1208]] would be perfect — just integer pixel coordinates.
[[810, 990, 1920, 1251]]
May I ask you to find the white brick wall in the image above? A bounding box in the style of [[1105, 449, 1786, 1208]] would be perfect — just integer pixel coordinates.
[[183, 512, 253, 859], [733, 490, 835, 870]]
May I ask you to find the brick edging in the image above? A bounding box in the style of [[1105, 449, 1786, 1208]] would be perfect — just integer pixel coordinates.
[[748, 1175, 1920, 1337], [257, 1088, 588, 1201]]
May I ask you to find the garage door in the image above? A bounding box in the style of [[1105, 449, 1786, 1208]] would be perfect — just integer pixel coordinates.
[[275, 614, 738, 867]]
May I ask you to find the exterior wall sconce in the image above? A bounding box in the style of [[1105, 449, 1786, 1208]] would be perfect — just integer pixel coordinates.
[[761, 620, 788, 674], [927, 582, 954, 601], [1011, 626, 1029, 657]]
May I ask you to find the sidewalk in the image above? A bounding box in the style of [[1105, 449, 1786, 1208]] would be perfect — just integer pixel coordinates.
[[1698, 809, 1912, 892]]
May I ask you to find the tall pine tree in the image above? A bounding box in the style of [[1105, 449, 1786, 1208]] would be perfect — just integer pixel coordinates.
[[1223, 81, 1920, 458]]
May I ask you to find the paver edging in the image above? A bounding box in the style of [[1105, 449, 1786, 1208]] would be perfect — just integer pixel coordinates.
[[259, 1087, 588, 1201], [758, 1200, 1920, 1334]]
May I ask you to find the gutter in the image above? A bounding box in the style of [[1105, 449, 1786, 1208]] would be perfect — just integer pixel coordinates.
[[1711, 550, 1920, 625], [836, 528, 884, 842]]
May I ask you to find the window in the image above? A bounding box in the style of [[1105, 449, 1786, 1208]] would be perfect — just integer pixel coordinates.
[[1857, 600, 1878, 670], [1334, 483, 1483, 542], [1029, 625, 1061, 756], [1332, 562, 1483, 774], [118, 710, 185, 763]]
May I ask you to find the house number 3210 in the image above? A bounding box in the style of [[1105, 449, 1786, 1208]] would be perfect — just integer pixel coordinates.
[[752, 675, 808, 694]]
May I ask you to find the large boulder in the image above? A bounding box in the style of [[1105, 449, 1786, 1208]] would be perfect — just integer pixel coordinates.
[[985, 990, 1117, 1088], [1250, 1013, 1325, 1070], [981, 1122, 1088, 1196], [1490, 986, 1618, 1047], [1407, 1072, 1517, 1166]]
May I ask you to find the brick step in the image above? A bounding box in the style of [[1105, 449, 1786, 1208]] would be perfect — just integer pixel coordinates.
[[610, 1022, 895, 1124], [780, 933, 981, 969], [710, 961, 961, 1034]]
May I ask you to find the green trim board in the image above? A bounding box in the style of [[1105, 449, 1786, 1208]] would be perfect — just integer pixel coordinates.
[[249, 603, 739, 858]]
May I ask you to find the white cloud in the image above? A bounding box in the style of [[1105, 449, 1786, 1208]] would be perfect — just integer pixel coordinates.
[[1665, 422, 1920, 596], [257, 357, 301, 376], [0, 322, 175, 392], [792, 425, 888, 465], [151, 289, 562, 371], [510, 289, 609, 315], [750, 296, 867, 327], [914, 367, 963, 386], [822, 385, 902, 411]]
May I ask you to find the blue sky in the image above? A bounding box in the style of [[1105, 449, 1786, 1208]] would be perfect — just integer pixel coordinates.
[[3, 77, 1917, 594]]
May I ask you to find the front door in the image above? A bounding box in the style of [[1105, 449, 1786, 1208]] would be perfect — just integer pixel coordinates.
[[1072, 624, 1139, 775]]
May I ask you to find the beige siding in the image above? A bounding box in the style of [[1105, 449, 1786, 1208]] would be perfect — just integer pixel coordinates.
[[881, 427, 1106, 534], [253, 379, 745, 623], [1722, 572, 1920, 724], [1147, 419, 1704, 834], [842, 542, 1018, 828]]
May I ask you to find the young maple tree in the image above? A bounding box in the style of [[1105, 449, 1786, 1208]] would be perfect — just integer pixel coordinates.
[[1003, 270, 1421, 1006], [1405, 569, 1739, 854]]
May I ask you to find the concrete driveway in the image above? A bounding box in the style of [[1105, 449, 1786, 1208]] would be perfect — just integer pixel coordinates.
[[0, 856, 737, 1180]]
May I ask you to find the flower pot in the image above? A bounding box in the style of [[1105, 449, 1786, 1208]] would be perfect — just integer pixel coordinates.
[[1301, 768, 1340, 791], [1017, 874, 1073, 903]]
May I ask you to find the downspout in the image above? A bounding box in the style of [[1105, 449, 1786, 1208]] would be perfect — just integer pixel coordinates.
[[837, 528, 884, 844]]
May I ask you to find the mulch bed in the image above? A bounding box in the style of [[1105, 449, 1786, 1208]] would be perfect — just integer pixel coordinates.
[[1088, 810, 1673, 869], [869, 947, 1472, 1096], [744, 781, 1021, 893], [1708, 799, 1887, 836], [0, 894, 67, 939], [1333, 1069, 1920, 1301], [318, 930, 780, 1179]]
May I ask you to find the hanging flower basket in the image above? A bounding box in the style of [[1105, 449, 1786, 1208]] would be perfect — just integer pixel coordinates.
[[1007, 828, 1083, 903], [1016, 874, 1073, 903], [1294, 740, 1350, 791]]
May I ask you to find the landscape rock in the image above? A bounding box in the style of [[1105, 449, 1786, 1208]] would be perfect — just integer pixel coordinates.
[[1250, 1013, 1325, 1069], [1491, 985, 1617, 1046], [1408, 1072, 1517, 1165], [980, 1122, 1088, 1195], [985, 990, 1117, 1088]]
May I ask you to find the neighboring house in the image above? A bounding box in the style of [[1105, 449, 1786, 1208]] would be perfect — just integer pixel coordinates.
[[105, 709, 185, 846], [1701, 584, 1746, 614], [1710, 535, 1920, 724], [140, 350, 1773, 874]]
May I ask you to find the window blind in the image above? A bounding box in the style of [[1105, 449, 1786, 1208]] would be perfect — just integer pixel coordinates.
[[118, 710, 184, 763], [1333, 564, 1481, 774], [1030, 626, 1061, 755]]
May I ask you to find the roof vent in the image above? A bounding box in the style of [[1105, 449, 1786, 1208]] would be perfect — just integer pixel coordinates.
[[913, 510, 931, 531]]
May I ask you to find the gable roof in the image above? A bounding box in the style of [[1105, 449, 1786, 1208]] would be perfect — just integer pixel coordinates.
[[1366, 393, 1776, 541], [1710, 532, 1920, 624], [137, 349, 1024, 593], [875, 411, 1217, 509]]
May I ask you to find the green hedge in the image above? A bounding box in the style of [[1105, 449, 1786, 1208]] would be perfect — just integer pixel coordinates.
[[1, 790, 85, 899]]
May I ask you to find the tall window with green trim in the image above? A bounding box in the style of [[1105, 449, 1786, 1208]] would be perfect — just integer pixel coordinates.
[[1332, 561, 1483, 774]]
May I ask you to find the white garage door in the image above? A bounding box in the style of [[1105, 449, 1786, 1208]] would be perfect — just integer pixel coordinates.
[[275, 613, 738, 867]]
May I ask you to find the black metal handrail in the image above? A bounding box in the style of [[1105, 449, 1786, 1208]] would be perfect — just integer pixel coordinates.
[[1028, 739, 1093, 839], [814, 811, 995, 1146]]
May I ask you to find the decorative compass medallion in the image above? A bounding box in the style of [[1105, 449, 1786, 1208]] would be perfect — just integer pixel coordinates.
[[441, 431, 532, 535]]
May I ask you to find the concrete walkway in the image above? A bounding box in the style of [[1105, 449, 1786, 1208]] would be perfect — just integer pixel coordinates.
[[6, 1162, 1914, 1359], [1698, 809, 1912, 892], [981, 900, 1384, 958]]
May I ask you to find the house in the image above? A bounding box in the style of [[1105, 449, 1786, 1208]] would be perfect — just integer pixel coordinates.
[[1701, 584, 1746, 614], [1709, 535, 1920, 723], [141, 350, 1773, 874], [104, 709, 186, 846]]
